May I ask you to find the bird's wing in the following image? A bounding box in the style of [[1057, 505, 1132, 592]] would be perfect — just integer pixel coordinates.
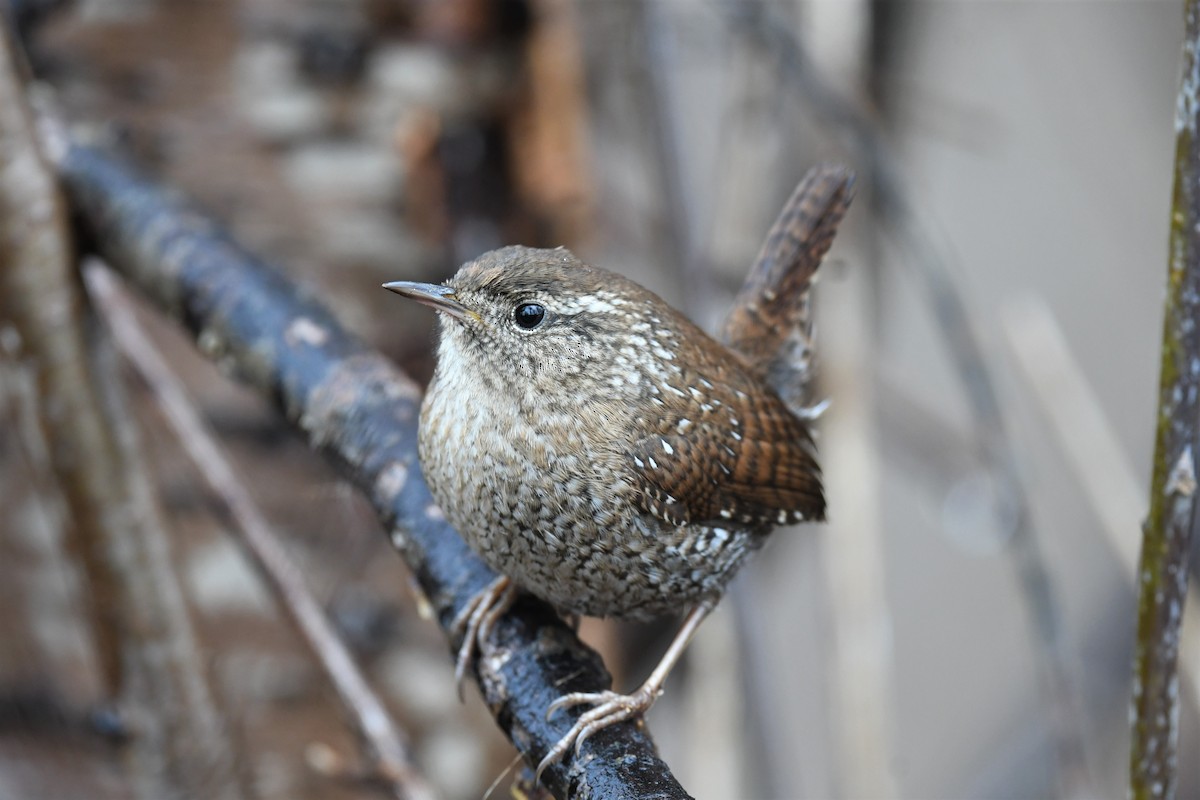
[[625, 366, 825, 529]]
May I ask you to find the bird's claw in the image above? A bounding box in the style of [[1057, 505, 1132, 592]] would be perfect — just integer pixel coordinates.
[[449, 576, 514, 700], [535, 687, 658, 784]]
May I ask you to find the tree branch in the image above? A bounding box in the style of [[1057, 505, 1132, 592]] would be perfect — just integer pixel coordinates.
[[1129, 2, 1200, 796], [55, 141, 693, 800]]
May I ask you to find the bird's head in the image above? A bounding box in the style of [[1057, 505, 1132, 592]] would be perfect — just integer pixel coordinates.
[[384, 246, 690, 403]]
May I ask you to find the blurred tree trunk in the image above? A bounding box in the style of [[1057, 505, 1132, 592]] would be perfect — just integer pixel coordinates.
[[0, 21, 246, 800]]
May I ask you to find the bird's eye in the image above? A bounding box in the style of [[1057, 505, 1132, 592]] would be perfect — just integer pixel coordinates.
[[514, 302, 546, 330]]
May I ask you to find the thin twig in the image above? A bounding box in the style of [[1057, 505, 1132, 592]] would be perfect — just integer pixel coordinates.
[[1128, 3, 1200, 796], [54, 141, 693, 800], [85, 263, 439, 800]]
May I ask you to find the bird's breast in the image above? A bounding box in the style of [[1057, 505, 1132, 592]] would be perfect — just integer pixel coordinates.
[[418, 365, 758, 618]]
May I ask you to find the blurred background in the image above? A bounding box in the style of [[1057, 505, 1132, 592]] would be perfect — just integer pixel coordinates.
[[0, 0, 1193, 798]]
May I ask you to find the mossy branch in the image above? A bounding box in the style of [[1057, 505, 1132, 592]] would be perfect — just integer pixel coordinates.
[[1129, 2, 1200, 797]]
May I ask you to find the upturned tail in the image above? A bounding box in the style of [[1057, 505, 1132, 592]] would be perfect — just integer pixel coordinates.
[[721, 164, 855, 413]]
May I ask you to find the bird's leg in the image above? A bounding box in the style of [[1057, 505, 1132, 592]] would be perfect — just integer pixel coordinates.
[[535, 600, 714, 783], [449, 575, 515, 699]]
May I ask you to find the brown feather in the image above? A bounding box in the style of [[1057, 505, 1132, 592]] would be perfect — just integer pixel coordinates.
[[626, 360, 824, 529], [721, 164, 855, 410]]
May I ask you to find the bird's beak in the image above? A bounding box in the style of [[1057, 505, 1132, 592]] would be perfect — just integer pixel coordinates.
[[382, 281, 473, 322]]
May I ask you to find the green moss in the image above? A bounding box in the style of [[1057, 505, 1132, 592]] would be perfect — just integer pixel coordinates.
[[1130, 11, 1200, 797]]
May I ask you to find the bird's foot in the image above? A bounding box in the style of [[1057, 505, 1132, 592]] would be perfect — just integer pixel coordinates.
[[535, 685, 661, 783], [449, 575, 515, 700]]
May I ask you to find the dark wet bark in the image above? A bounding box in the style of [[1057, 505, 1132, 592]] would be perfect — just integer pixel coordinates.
[[58, 143, 692, 800]]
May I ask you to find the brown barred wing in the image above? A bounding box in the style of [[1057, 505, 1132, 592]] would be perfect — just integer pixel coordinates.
[[626, 369, 825, 529]]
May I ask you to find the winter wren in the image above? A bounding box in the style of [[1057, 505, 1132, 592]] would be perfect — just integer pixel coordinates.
[[385, 165, 854, 779]]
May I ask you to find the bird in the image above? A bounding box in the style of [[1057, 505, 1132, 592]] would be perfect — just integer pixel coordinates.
[[384, 165, 854, 781]]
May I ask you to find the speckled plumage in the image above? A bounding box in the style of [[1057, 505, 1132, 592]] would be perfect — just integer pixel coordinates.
[[415, 246, 824, 621]]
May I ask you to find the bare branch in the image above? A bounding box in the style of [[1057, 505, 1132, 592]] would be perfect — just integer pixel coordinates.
[[1128, 3, 1200, 796], [54, 141, 693, 800]]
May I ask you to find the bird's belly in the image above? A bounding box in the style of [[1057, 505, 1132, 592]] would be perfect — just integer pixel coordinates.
[[419, 387, 758, 619], [477, 511, 757, 620]]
